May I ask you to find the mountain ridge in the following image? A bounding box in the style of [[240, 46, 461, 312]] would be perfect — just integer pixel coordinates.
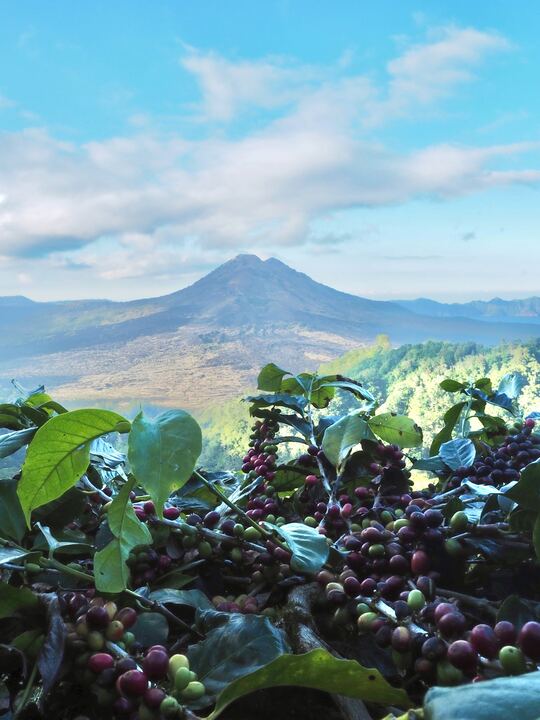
[[1, 254, 539, 410]]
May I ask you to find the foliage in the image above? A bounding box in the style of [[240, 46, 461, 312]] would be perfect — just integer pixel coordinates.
[[0, 361, 538, 720]]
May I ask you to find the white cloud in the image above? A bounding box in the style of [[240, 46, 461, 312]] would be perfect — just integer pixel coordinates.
[[0, 25, 537, 284]]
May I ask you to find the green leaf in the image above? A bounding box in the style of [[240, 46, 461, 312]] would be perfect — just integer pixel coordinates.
[[35, 523, 93, 558], [266, 522, 329, 574], [439, 438, 476, 470], [93, 478, 152, 593], [0, 581, 39, 619], [0, 427, 36, 459], [368, 413, 423, 448], [322, 413, 376, 467], [439, 379, 467, 392], [534, 514, 540, 560], [208, 648, 409, 719], [257, 363, 290, 392], [0, 546, 40, 567], [497, 595, 540, 629], [128, 410, 202, 518], [188, 614, 290, 700], [132, 612, 169, 648], [430, 402, 467, 455], [497, 372, 527, 400], [424, 670, 540, 720], [18, 409, 128, 525], [316, 376, 376, 405], [147, 589, 213, 611], [505, 460, 540, 511], [247, 393, 307, 415], [0, 478, 27, 542], [412, 456, 448, 475]]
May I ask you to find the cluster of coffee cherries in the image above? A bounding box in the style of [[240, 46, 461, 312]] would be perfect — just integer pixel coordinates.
[[63, 594, 207, 718], [241, 419, 279, 482], [446, 418, 539, 489]]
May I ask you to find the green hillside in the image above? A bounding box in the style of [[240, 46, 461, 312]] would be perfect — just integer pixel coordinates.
[[198, 336, 540, 469]]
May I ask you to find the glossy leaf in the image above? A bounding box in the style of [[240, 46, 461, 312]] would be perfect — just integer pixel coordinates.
[[505, 460, 540, 511], [0, 582, 38, 619], [208, 648, 409, 719], [0, 427, 36, 459], [368, 413, 423, 448], [430, 401, 467, 455], [148, 589, 213, 611], [18, 409, 128, 525], [439, 379, 467, 393], [0, 478, 27, 542], [257, 363, 290, 392], [322, 413, 376, 467], [266, 521, 329, 574], [128, 409, 202, 517], [93, 478, 152, 592], [439, 438, 476, 470], [188, 613, 290, 700], [424, 671, 540, 720]]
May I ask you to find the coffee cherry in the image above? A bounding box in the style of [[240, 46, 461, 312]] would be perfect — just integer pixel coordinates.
[[470, 624, 499, 659], [436, 659, 464, 686], [494, 621, 517, 646], [518, 621, 540, 661], [449, 511, 468, 532], [163, 506, 180, 520], [174, 666, 192, 691], [343, 576, 362, 597], [105, 620, 124, 641], [113, 697, 135, 716], [88, 653, 114, 673], [144, 687, 166, 709], [180, 681, 206, 701], [499, 645, 527, 675], [437, 611, 466, 638], [160, 696, 181, 718], [411, 550, 430, 575], [391, 627, 411, 653], [447, 640, 478, 673], [168, 654, 189, 677], [116, 657, 137, 674], [117, 670, 149, 697], [143, 501, 156, 516], [142, 649, 169, 680], [421, 637, 447, 661], [434, 602, 456, 623], [86, 606, 110, 629], [407, 589, 426, 612], [357, 612, 378, 632], [87, 631, 105, 651]]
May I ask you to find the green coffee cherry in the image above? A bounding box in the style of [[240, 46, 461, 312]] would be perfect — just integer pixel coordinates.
[[499, 646, 527, 675], [357, 612, 378, 632], [449, 511, 468, 532], [436, 659, 464, 686], [407, 589, 426, 612], [168, 654, 190, 677], [160, 696, 181, 718], [174, 666, 192, 691], [180, 681, 206, 701], [244, 526, 262, 540], [355, 602, 370, 616], [198, 541, 212, 558], [303, 516, 317, 528]]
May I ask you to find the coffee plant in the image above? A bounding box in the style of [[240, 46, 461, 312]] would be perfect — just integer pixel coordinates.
[[0, 366, 539, 720]]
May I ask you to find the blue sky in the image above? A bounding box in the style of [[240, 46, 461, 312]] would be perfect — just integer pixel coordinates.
[[0, 0, 539, 301]]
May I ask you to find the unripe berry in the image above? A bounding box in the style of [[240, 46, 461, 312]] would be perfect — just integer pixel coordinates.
[[407, 589, 426, 612], [449, 511, 468, 532], [180, 680, 206, 701], [160, 696, 181, 718], [174, 666, 192, 691], [499, 645, 527, 675], [168, 654, 189, 677], [357, 612, 378, 632], [105, 620, 124, 641], [87, 631, 105, 651]]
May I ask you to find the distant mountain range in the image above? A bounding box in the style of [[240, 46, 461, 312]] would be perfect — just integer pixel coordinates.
[[0, 254, 538, 410]]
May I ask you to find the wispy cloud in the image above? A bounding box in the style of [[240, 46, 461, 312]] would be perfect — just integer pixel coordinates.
[[0, 25, 537, 283]]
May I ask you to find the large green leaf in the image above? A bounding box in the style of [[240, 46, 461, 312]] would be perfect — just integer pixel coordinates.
[[257, 363, 290, 392], [247, 393, 307, 415], [368, 413, 423, 448], [424, 670, 540, 720], [322, 413, 375, 467], [93, 478, 152, 592], [0, 478, 27, 542], [0, 427, 36, 459], [497, 372, 527, 401], [128, 410, 202, 518], [147, 589, 213, 611], [439, 379, 467, 393], [0, 581, 39, 619], [439, 438, 476, 470], [188, 614, 290, 700], [18, 409, 128, 525], [266, 522, 329, 575], [505, 460, 540, 511], [430, 401, 467, 455], [208, 648, 409, 719]]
